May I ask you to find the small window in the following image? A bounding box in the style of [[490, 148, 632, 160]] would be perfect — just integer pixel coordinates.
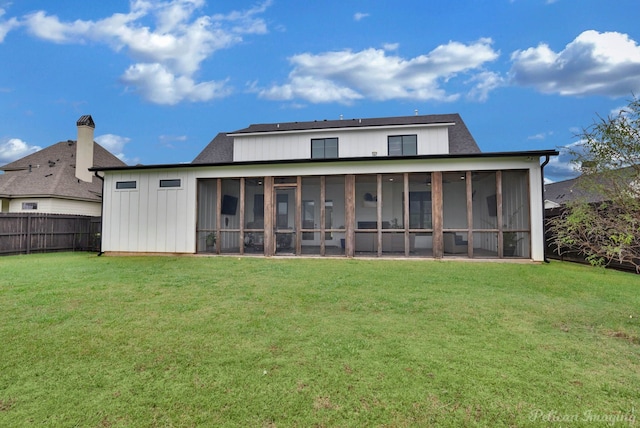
[[388, 135, 417, 156], [116, 181, 137, 190], [22, 202, 38, 210], [311, 138, 338, 159], [160, 179, 181, 188]]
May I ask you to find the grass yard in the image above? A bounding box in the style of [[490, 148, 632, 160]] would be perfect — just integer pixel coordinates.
[[0, 253, 638, 427]]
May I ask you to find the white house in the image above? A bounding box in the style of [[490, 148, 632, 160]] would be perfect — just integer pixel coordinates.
[[0, 115, 126, 216], [93, 114, 557, 260]]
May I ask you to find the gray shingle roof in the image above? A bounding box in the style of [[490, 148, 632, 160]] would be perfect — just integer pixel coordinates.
[[192, 133, 234, 164], [544, 166, 637, 206], [0, 140, 126, 201], [544, 177, 593, 206], [192, 113, 480, 163]]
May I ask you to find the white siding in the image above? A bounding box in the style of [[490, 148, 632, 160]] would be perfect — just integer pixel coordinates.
[[102, 169, 196, 253], [49, 199, 101, 216], [8, 198, 101, 216], [101, 156, 547, 260], [528, 166, 545, 261], [233, 125, 449, 162]]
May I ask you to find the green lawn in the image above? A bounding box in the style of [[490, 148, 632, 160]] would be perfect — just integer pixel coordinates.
[[0, 253, 638, 427]]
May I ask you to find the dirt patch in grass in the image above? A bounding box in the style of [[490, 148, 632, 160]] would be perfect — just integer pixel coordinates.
[[604, 329, 640, 345], [0, 399, 15, 412]]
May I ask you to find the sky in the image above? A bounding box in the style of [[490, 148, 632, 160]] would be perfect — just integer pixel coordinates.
[[1, 0, 639, 182]]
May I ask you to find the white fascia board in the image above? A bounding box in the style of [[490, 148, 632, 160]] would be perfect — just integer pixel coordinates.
[[227, 122, 455, 138]]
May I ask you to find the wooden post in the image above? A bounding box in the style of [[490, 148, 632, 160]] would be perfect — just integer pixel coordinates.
[[263, 176, 274, 256], [466, 171, 474, 258], [496, 171, 504, 258], [295, 176, 302, 255], [404, 173, 410, 257], [239, 178, 245, 255], [345, 175, 355, 257], [216, 179, 222, 254], [377, 174, 382, 257], [320, 176, 326, 256], [432, 171, 443, 258]]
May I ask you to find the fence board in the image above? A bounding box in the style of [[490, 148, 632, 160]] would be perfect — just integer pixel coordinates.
[[0, 214, 101, 255]]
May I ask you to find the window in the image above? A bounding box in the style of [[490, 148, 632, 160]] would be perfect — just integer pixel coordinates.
[[311, 138, 338, 159], [388, 135, 417, 156], [116, 181, 137, 190], [22, 202, 38, 210], [159, 179, 181, 188]]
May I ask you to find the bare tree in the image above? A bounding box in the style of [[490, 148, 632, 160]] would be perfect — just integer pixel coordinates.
[[550, 95, 640, 272]]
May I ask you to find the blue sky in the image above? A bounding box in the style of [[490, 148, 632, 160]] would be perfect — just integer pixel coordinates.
[[1, 0, 639, 182]]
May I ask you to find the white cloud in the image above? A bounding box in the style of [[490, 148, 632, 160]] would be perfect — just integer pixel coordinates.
[[545, 140, 584, 182], [20, 0, 271, 104], [510, 30, 640, 97], [527, 131, 554, 140], [159, 134, 188, 143], [0, 8, 19, 42], [354, 12, 369, 21], [159, 134, 188, 149], [0, 138, 41, 165], [466, 71, 503, 102], [121, 63, 231, 105], [259, 38, 500, 104], [95, 134, 131, 163], [212, 0, 271, 35]]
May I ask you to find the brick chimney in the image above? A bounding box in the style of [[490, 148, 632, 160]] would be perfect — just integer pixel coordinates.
[[76, 115, 95, 182]]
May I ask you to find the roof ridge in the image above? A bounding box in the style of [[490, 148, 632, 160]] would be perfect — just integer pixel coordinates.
[[233, 113, 460, 133]]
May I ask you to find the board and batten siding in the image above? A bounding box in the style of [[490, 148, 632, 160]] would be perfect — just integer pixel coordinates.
[[102, 169, 197, 253], [233, 126, 449, 162], [100, 156, 547, 260]]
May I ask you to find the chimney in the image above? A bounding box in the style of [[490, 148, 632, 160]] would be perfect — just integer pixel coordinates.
[[75, 115, 95, 182]]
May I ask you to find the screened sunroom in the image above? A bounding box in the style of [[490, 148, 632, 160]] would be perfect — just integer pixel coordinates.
[[195, 169, 531, 259]]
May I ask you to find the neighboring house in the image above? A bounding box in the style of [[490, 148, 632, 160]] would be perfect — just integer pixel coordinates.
[[544, 166, 637, 209], [545, 177, 584, 210], [93, 113, 557, 260], [0, 115, 126, 216], [544, 167, 639, 272]]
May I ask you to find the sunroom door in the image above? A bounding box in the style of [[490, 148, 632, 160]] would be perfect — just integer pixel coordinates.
[[274, 186, 296, 255]]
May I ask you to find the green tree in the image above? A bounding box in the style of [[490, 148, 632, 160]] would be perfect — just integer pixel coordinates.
[[550, 95, 640, 272]]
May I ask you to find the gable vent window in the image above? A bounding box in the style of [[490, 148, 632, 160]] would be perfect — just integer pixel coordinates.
[[388, 135, 417, 156], [22, 202, 38, 210], [116, 181, 137, 190], [311, 138, 338, 159], [160, 179, 181, 188]]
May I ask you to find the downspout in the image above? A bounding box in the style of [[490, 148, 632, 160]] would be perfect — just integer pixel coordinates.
[[94, 170, 105, 256], [540, 155, 551, 263]]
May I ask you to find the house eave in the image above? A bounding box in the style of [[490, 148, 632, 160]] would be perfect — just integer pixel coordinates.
[[0, 193, 101, 203], [91, 149, 560, 173]]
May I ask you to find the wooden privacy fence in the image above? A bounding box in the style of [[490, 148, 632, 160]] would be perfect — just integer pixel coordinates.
[[0, 214, 101, 255]]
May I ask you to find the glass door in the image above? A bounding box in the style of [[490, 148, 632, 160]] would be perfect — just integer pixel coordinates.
[[274, 186, 296, 255]]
